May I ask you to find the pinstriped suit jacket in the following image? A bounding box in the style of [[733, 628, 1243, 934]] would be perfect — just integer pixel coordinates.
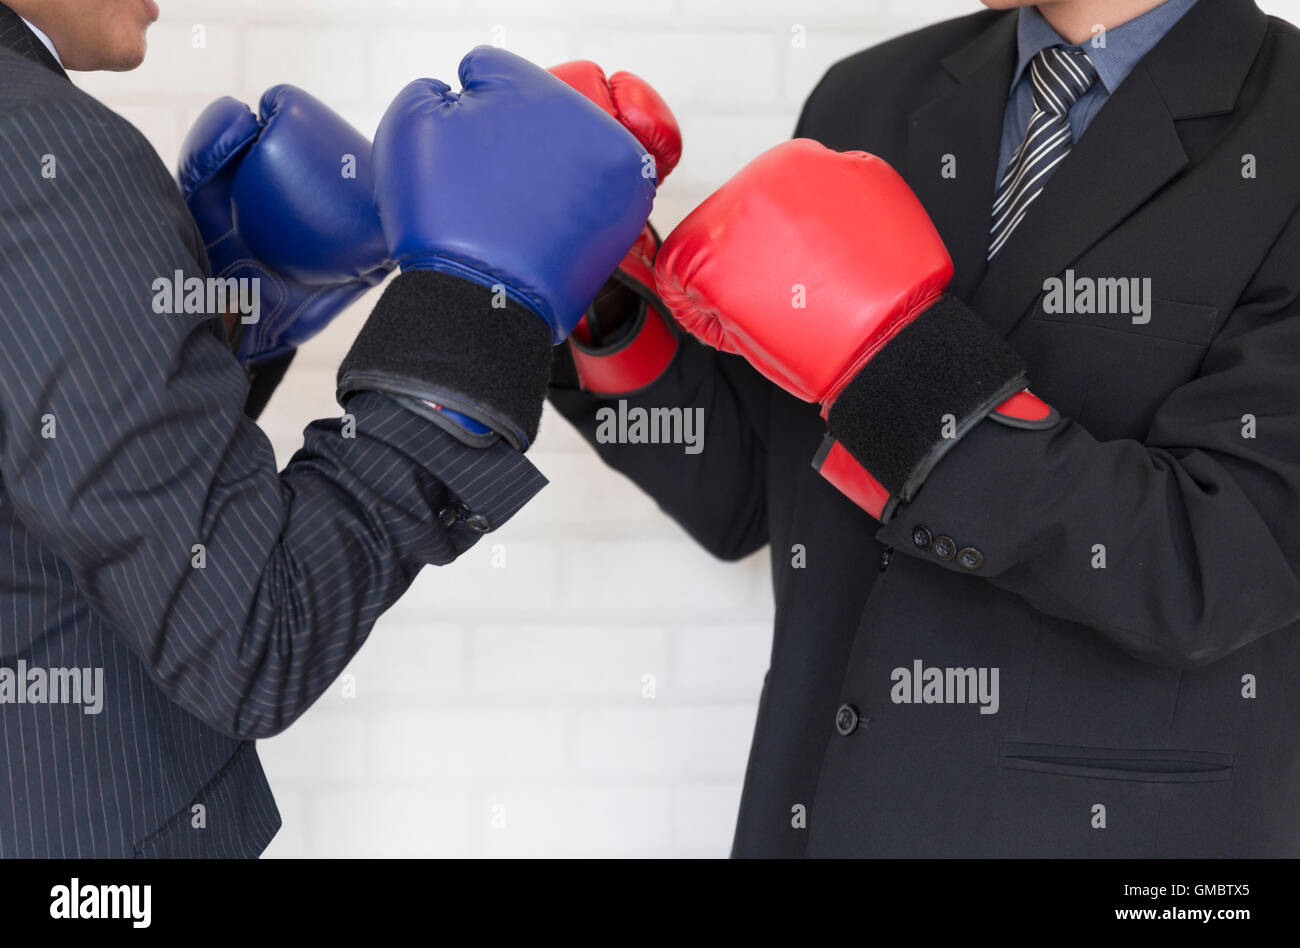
[[0, 5, 546, 857]]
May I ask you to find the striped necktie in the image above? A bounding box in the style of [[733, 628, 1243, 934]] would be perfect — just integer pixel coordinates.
[[988, 46, 1099, 259]]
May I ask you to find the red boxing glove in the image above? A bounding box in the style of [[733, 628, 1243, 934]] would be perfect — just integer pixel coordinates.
[[655, 139, 1057, 520], [549, 60, 681, 179], [550, 61, 681, 396]]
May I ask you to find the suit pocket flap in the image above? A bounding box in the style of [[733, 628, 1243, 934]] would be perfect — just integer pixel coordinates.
[[999, 741, 1232, 783], [1033, 295, 1220, 347]]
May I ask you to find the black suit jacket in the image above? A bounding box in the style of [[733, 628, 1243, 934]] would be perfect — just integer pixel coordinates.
[[0, 5, 545, 857], [553, 0, 1300, 856]]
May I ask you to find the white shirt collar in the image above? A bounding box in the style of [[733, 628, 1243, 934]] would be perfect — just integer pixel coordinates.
[[19, 15, 64, 68]]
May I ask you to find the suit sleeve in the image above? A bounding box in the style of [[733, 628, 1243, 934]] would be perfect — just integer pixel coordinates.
[[0, 98, 545, 738], [549, 336, 770, 561], [542, 61, 857, 561], [876, 207, 1300, 669]]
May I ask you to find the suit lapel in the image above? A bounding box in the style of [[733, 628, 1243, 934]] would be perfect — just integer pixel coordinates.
[[909, 0, 1269, 338], [972, 65, 1187, 335], [905, 13, 1016, 301]]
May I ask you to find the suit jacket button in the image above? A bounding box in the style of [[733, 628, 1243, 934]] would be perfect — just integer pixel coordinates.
[[835, 703, 860, 735], [933, 535, 957, 560], [911, 525, 933, 549], [465, 513, 492, 533], [957, 547, 984, 570]]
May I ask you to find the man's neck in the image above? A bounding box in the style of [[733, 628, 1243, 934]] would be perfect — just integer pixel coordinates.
[[1035, 0, 1171, 44], [17, 13, 63, 67]]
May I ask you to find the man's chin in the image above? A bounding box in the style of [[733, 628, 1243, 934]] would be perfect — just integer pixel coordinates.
[[104, 33, 148, 71], [63, 31, 147, 71]]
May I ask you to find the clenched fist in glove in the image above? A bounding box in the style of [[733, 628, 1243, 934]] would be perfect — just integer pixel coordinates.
[[549, 60, 682, 396], [178, 86, 391, 368], [337, 46, 657, 451], [654, 139, 1057, 520]]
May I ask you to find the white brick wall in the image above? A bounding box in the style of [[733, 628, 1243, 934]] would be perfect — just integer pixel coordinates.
[[78, 0, 1300, 857]]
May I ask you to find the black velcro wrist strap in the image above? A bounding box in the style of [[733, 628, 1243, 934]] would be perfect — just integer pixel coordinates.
[[338, 270, 553, 451], [827, 294, 1027, 500]]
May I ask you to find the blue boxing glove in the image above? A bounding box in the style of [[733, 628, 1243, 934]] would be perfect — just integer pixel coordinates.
[[337, 46, 657, 451], [178, 85, 393, 367]]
